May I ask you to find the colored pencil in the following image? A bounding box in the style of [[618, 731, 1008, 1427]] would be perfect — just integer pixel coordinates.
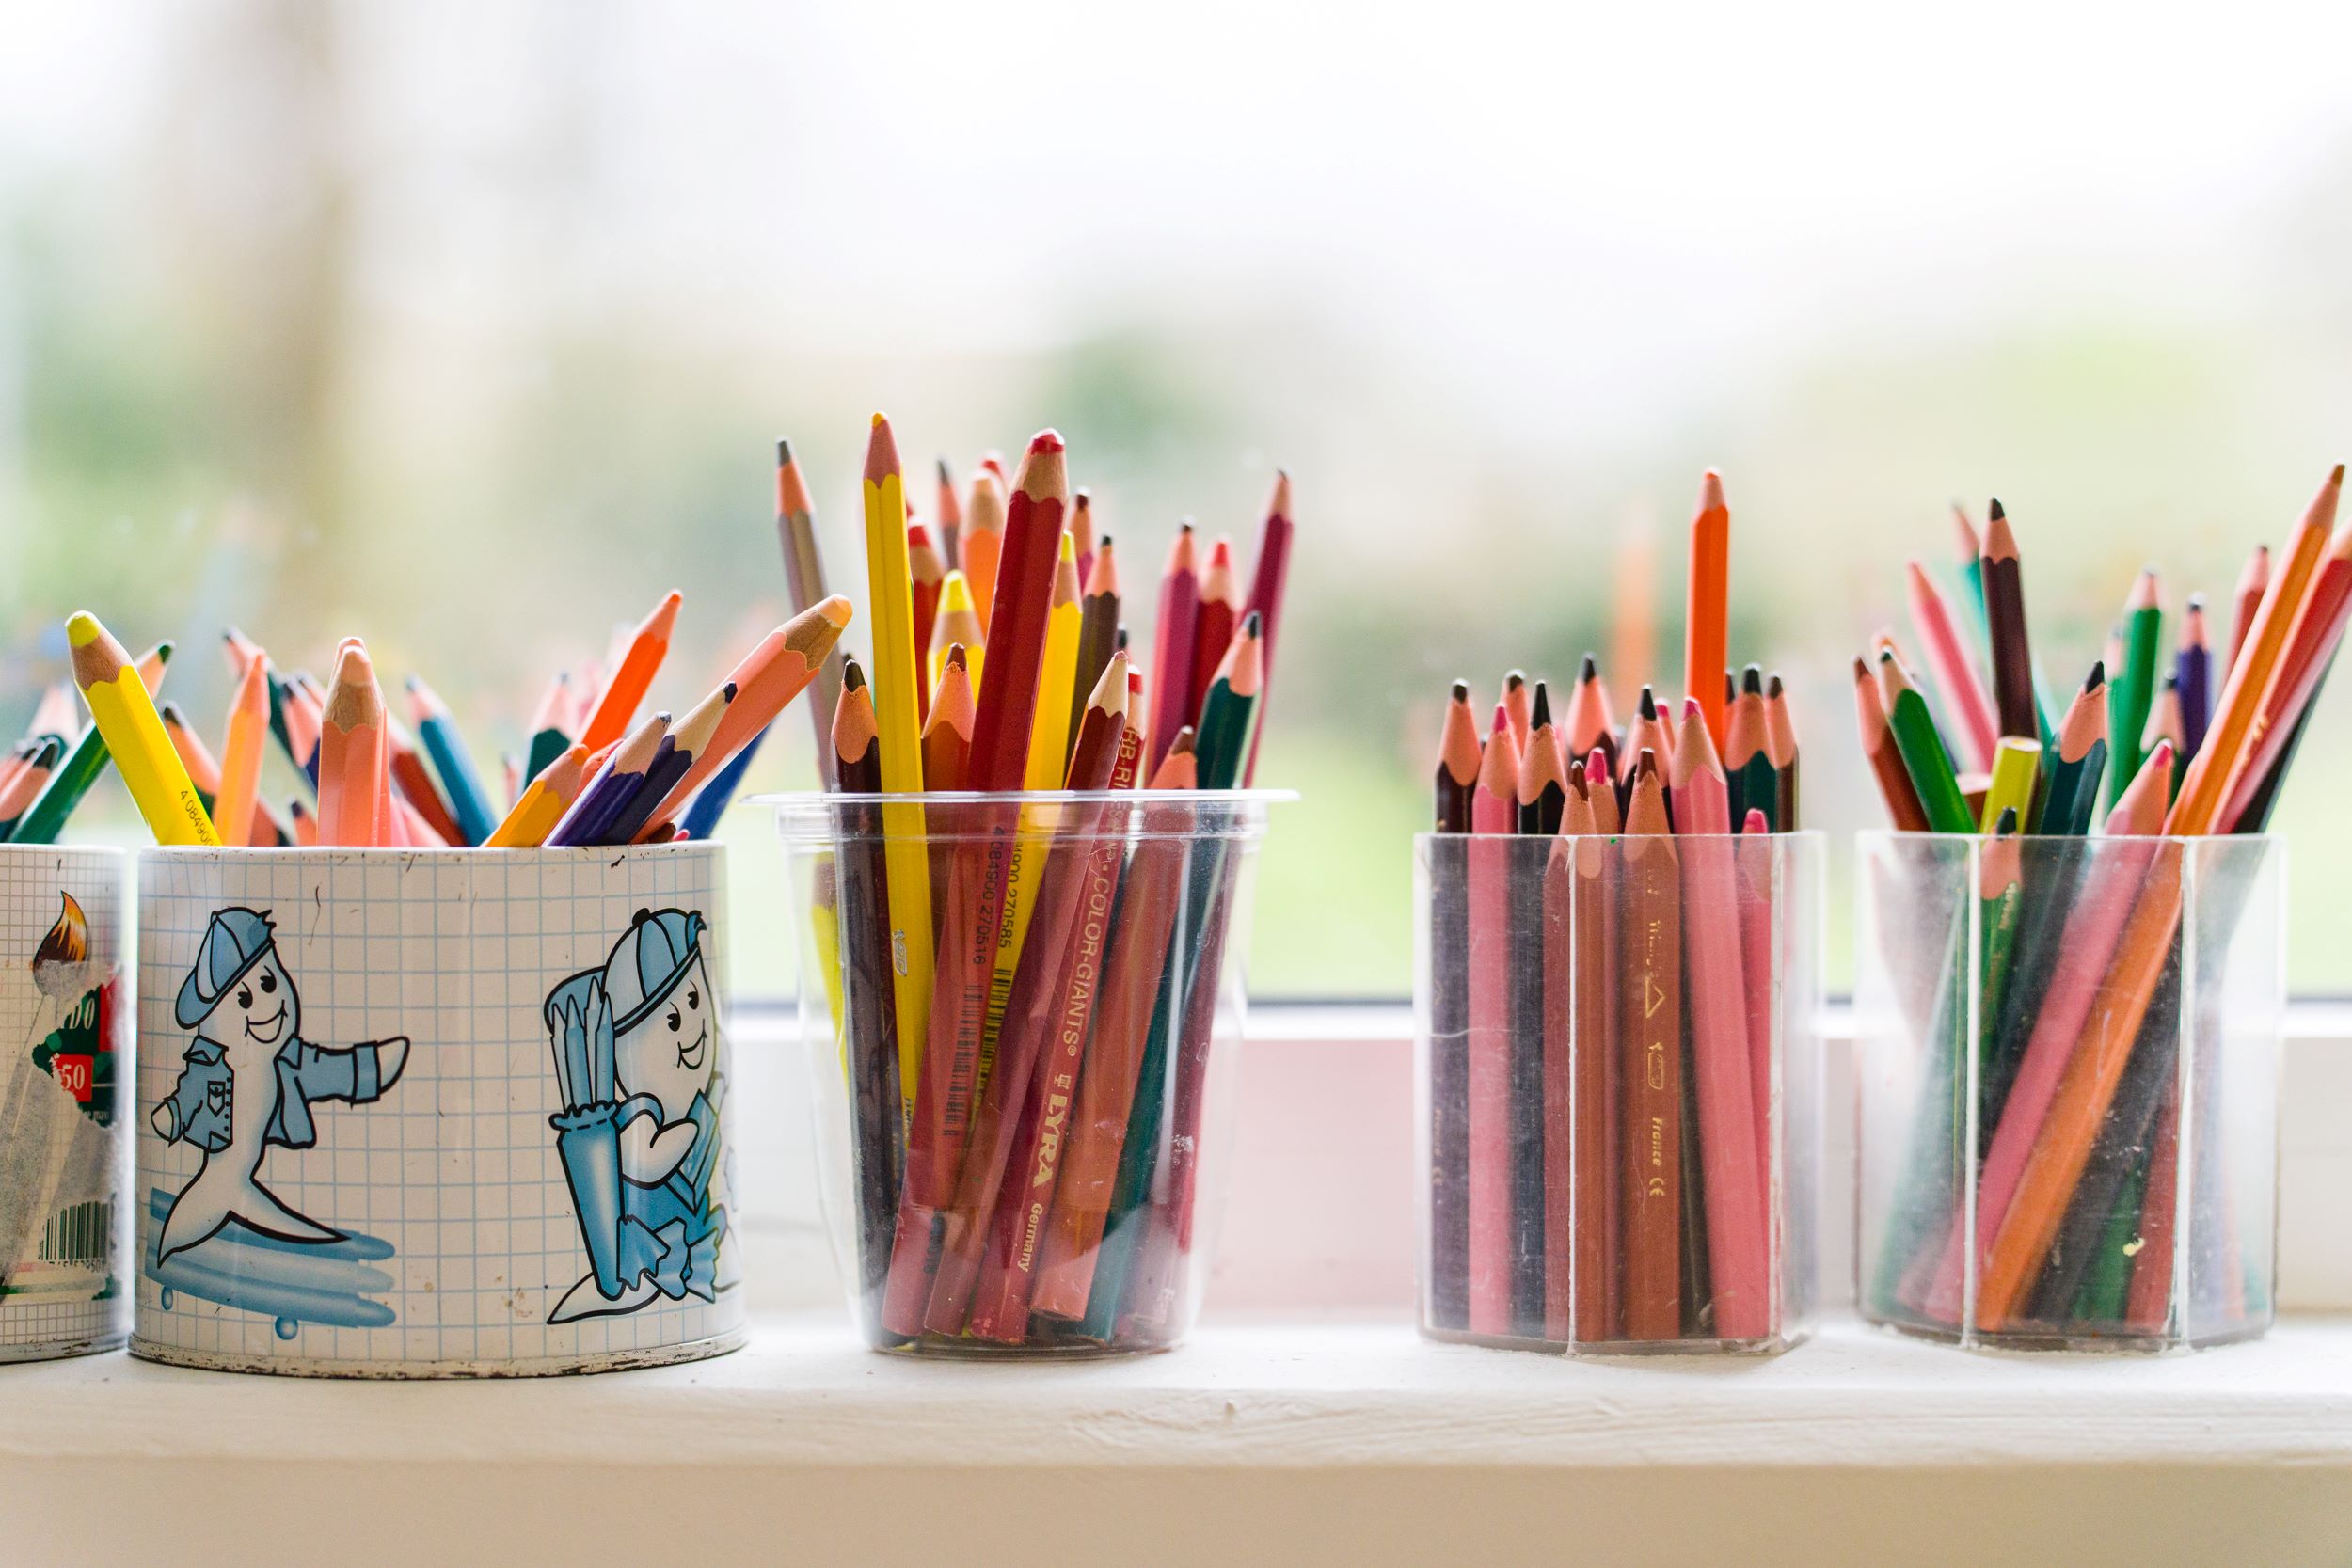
[[1877, 650, 1974, 833], [1980, 499, 2042, 744], [406, 675, 499, 845], [1239, 470, 1294, 786], [1465, 705, 1519, 1337], [1146, 524, 1199, 775], [1619, 752, 1682, 1340], [2106, 569, 2163, 812], [1188, 535, 1240, 735], [961, 467, 1006, 635], [1907, 560, 1999, 770], [1684, 468, 1730, 750], [547, 710, 669, 848], [2217, 505, 2352, 832], [930, 570, 984, 696], [922, 654, 1129, 1336], [1026, 731, 1198, 1323], [318, 641, 389, 848], [485, 741, 591, 848], [1765, 672, 1799, 831], [1979, 736, 2041, 835], [0, 737, 64, 840], [2227, 543, 2269, 673], [908, 520, 945, 726], [1069, 535, 1120, 773], [1724, 666, 1775, 832], [524, 672, 574, 784], [1668, 699, 1770, 1338], [777, 439, 846, 787], [578, 589, 682, 753], [1565, 653, 1617, 776], [1069, 487, 1098, 595], [935, 456, 962, 571], [1856, 654, 1929, 831], [1427, 682, 1479, 1332], [59, 617, 214, 846], [215, 652, 271, 849], [1025, 533, 1083, 790], [10, 641, 172, 846], [2176, 594, 2213, 765]]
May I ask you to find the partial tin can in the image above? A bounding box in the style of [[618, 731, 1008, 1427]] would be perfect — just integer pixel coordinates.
[[0, 846, 131, 1364], [132, 842, 743, 1376]]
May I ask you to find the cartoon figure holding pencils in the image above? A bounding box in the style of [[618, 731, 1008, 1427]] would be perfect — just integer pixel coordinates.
[[544, 907, 734, 1323], [150, 908, 410, 1264]]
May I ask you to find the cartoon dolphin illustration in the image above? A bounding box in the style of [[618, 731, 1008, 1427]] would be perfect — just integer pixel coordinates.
[[151, 908, 409, 1266]]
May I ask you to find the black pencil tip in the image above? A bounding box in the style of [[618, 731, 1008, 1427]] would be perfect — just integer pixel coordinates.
[[1638, 686, 1658, 720], [2085, 659, 2106, 689], [1450, 679, 1470, 703], [1741, 664, 1764, 694], [841, 659, 866, 691], [1579, 652, 1598, 681], [1504, 669, 1526, 691], [1767, 672, 1785, 698], [1994, 806, 2018, 834], [1242, 610, 1263, 636], [776, 437, 792, 465], [1531, 681, 1553, 728], [1987, 497, 2006, 521]]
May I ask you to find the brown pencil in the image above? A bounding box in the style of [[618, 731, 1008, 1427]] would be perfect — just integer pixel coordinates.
[[1855, 654, 1930, 830], [830, 660, 903, 1334], [1765, 673, 1800, 831], [1619, 752, 1682, 1340], [1068, 536, 1120, 772]]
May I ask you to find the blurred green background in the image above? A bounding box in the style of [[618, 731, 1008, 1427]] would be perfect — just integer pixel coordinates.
[[7, 1, 2352, 995]]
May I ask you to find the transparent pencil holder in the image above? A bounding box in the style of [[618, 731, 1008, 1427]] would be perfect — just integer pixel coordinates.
[[1855, 832, 2284, 1353], [766, 788, 1285, 1358], [1414, 830, 1825, 1354]]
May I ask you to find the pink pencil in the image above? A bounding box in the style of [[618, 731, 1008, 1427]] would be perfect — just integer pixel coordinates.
[[1466, 705, 1519, 1338], [1737, 807, 1775, 1180], [1239, 470, 1294, 785], [1146, 525, 1200, 774], [1907, 561, 2000, 770], [1668, 699, 1771, 1339], [1912, 747, 2173, 1322]]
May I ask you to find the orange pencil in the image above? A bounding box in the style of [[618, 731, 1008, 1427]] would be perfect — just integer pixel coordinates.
[[578, 588, 683, 752], [215, 652, 270, 849], [1619, 752, 1680, 1340], [935, 455, 963, 571], [1685, 468, 1730, 750], [317, 641, 389, 847], [961, 467, 1007, 635], [2169, 466, 2340, 834]]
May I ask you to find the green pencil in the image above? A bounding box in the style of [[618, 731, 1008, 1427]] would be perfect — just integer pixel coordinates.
[[2106, 569, 2162, 811], [1876, 651, 1974, 833]]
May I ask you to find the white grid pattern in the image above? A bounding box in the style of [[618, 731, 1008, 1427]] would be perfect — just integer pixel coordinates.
[[0, 846, 130, 1357], [132, 844, 743, 1372]]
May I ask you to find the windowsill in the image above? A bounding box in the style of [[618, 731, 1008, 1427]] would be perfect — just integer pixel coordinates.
[[9, 1312, 2352, 1563]]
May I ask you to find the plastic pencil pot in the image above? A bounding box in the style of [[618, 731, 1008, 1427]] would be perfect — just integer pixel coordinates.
[[0, 846, 131, 1364], [765, 788, 1286, 1357], [129, 842, 744, 1377], [1415, 830, 1826, 1354], [1855, 832, 2284, 1353]]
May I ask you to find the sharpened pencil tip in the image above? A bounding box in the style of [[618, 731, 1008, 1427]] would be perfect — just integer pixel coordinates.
[[817, 594, 853, 628], [1638, 685, 1658, 720], [1027, 428, 1065, 454], [1579, 652, 1597, 681], [1741, 664, 1763, 694], [64, 611, 99, 648], [776, 437, 792, 466], [2085, 660, 2106, 689], [842, 659, 866, 692], [1450, 680, 1470, 702], [1987, 497, 2006, 521], [1768, 672, 1785, 698]]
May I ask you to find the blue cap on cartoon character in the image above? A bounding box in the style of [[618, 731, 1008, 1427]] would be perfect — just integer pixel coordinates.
[[175, 907, 282, 1031]]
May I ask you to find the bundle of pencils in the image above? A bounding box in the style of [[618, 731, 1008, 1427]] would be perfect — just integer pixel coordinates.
[[41, 598, 850, 851], [1862, 467, 2346, 1343], [811, 415, 1293, 1352], [1424, 469, 1812, 1351]]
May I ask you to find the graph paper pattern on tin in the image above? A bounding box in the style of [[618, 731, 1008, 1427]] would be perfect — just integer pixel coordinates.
[[133, 845, 741, 1371], [0, 847, 129, 1357]]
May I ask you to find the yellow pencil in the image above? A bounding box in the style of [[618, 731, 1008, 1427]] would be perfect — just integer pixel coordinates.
[[1979, 735, 2041, 834], [66, 611, 218, 846], [930, 569, 986, 697], [485, 741, 591, 847], [1023, 532, 1084, 788], [865, 413, 934, 1109]]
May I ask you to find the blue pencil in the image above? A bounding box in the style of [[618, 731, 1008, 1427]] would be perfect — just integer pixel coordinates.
[[547, 711, 670, 848], [2177, 592, 2214, 764], [405, 674, 499, 844], [678, 719, 768, 840]]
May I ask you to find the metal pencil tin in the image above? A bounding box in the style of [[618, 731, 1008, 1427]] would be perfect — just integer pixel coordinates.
[[0, 846, 131, 1364], [131, 841, 744, 1376]]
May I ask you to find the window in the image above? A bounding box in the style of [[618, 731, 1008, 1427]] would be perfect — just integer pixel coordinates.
[[8, 5, 2352, 995]]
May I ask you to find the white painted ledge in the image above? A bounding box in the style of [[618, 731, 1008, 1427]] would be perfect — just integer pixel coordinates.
[[8, 1314, 2352, 1568]]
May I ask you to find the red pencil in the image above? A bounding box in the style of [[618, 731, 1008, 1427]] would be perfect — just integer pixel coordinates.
[[1239, 469, 1294, 785], [908, 520, 945, 725], [1187, 534, 1239, 730], [1466, 705, 1519, 1337], [1146, 524, 1200, 774], [935, 456, 963, 571], [1027, 732, 1198, 1321], [922, 654, 1130, 1335], [883, 431, 1071, 1335]]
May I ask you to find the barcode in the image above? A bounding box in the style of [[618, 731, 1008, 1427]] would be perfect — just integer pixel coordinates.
[[38, 1199, 111, 1269]]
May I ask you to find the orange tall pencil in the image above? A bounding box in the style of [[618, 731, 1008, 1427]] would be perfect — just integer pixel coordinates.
[[579, 589, 682, 752], [215, 652, 270, 849], [1619, 753, 1680, 1340], [1684, 469, 1731, 750]]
